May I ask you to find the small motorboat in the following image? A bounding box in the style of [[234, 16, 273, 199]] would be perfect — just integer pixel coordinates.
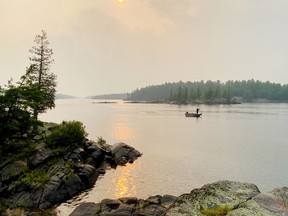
[[185, 112, 202, 118]]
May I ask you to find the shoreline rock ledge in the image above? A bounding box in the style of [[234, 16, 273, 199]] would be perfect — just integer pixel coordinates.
[[0, 136, 142, 214], [70, 180, 288, 216]]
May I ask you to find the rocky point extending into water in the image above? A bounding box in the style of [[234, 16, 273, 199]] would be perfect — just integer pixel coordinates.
[[0, 122, 142, 215]]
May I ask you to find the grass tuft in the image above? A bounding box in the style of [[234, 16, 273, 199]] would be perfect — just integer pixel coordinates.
[[201, 205, 233, 216]]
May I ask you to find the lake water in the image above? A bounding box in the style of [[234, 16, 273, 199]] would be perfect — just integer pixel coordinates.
[[40, 99, 288, 215]]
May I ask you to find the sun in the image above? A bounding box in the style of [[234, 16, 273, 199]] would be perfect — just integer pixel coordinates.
[[117, 0, 124, 3]]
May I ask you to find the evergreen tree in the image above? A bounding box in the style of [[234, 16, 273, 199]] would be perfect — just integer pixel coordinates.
[[27, 30, 56, 119]]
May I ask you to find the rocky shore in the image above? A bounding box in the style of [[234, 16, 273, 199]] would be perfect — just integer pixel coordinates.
[[69, 180, 288, 216], [0, 123, 142, 215]]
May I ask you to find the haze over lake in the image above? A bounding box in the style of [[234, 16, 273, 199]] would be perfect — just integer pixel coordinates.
[[40, 99, 288, 215]]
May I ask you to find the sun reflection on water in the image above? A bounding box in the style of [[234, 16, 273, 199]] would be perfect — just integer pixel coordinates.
[[112, 122, 134, 141], [112, 163, 138, 198]]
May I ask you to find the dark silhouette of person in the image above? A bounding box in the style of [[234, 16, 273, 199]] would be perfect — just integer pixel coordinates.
[[196, 108, 200, 114]]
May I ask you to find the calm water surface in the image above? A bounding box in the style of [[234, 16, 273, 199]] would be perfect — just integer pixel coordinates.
[[40, 99, 288, 215]]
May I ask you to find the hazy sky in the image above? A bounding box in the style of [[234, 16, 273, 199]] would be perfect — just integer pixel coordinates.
[[1, 0, 288, 97]]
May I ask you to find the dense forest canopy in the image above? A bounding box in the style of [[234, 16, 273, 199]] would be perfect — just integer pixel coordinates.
[[126, 80, 288, 103]]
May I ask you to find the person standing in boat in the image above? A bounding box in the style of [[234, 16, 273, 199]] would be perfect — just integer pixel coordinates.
[[196, 108, 200, 114]]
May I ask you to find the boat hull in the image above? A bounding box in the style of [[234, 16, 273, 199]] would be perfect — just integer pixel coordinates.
[[185, 112, 202, 118]]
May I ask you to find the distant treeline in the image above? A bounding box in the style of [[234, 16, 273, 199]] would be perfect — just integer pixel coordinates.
[[91, 93, 128, 100], [127, 80, 288, 103], [56, 94, 76, 99]]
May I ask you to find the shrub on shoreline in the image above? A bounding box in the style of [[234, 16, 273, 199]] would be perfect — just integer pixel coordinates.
[[45, 121, 87, 150]]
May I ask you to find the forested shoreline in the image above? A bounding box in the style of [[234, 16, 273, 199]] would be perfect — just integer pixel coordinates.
[[126, 80, 288, 104]]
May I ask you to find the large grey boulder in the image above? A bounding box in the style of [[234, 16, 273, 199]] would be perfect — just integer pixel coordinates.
[[86, 142, 106, 164], [30, 147, 52, 167], [111, 143, 142, 165], [64, 174, 85, 197], [270, 187, 288, 205], [254, 192, 288, 214], [75, 163, 99, 188], [70, 202, 101, 216], [1, 161, 27, 182], [38, 176, 62, 208], [39, 173, 85, 209], [140, 204, 166, 216], [11, 191, 36, 208], [230, 187, 288, 215], [228, 199, 279, 216], [166, 180, 260, 216], [165, 181, 288, 216], [160, 194, 177, 208]]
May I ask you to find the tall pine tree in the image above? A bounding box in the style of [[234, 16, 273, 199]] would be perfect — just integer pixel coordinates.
[[24, 30, 56, 119]]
